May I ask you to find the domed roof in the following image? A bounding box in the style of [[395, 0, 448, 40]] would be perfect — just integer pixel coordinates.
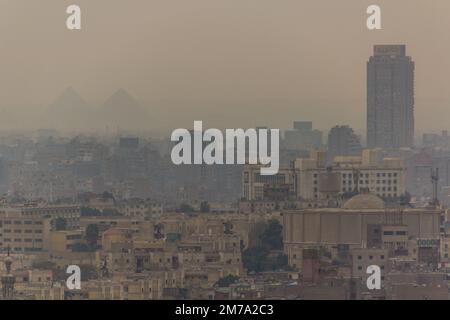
[[343, 193, 385, 210]]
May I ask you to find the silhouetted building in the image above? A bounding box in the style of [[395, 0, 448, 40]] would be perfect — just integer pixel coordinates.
[[283, 121, 322, 151], [328, 125, 362, 162], [119, 137, 139, 149]]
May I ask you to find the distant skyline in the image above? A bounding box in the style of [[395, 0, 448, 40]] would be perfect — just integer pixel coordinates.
[[0, 1, 449, 135]]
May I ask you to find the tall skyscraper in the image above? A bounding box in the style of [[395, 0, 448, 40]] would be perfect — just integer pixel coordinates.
[[367, 45, 415, 149]]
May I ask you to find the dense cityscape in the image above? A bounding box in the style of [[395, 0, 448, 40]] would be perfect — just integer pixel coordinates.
[[0, 44, 449, 300]]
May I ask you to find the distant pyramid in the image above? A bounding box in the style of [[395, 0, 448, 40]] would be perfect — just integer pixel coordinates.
[[101, 89, 149, 130], [49, 87, 90, 113], [47, 87, 94, 130]]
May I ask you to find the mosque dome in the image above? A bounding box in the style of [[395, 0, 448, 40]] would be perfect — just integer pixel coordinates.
[[343, 193, 385, 210]]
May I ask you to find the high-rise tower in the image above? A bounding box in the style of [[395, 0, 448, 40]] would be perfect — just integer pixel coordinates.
[[367, 45, 415, 149]]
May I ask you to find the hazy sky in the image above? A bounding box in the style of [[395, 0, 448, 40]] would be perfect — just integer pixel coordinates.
[[0, 0, 449, 134]]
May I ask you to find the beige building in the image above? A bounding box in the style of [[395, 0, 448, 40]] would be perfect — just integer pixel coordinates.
[[381, 225, 409, 254], [241, 149, 406, 205], [80, 216, 143, 233], [283, 193, 441, 268], [440, 235, 450, 262], [351, 248, 389, 286], [17, 204, 81, 229], [241, 165, 296, 201], [118, 199, 163, 218], [85, 270, 184, 300], [294, 149, 406, 201], [0, 211, 51, 253], [46, 230, 84, 252]]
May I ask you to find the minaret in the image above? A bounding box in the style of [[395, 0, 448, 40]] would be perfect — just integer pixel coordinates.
[[99, 257, 109, 279], [1, 247, 15, 299]]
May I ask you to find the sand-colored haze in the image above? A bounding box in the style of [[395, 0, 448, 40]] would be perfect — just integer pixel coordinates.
[[0, 0, 448, 135]]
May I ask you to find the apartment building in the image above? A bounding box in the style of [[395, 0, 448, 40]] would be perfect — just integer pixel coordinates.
[[241, 149, 406, 204], [351, 248, 389, 286], [294, 149, 406, 201], [0, 210, 51, 253], [46, 230, 84, 252]]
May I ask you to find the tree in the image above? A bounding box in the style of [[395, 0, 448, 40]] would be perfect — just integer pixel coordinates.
[[85, 224, 99, 249], [262, 253, 289, 271], [242, 219, 289, 273], [215, 275, 239, 288], [243, 247, 289, 273], [54, 217, 67, 231], [242, 247, 269, 273], [259, 219, 283, 250]]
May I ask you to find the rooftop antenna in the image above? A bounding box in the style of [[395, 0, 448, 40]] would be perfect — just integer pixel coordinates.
[[431, 168, 439, 207]]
